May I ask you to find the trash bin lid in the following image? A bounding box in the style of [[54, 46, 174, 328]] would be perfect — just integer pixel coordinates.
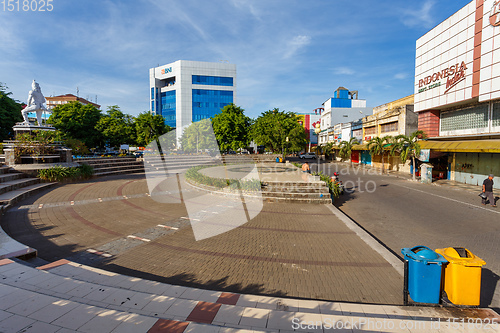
[[435, 247, 486, 266], [401, 246, 448, 265]]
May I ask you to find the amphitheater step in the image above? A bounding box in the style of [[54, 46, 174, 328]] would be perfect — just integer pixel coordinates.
[[0, 165, 12, 175], [0, 172, 25, 184], [94, 168, 145, 177], [263, 197, 332, 204], [0, 178, 41, 195], [0, 182, 56, 208], [0, 231, 37, 260]]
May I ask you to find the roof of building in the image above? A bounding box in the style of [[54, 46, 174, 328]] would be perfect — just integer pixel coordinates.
[[46, 94, 100, 108]]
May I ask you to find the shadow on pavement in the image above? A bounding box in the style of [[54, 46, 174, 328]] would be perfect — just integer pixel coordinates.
[[481, 268, 500, 311], [94, 261, 289, 298]]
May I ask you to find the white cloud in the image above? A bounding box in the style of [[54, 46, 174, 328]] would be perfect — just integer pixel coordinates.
[[334, 67, 355, 75], [402, 0, 436, 29], [394, 73, 408, 80], [283, 35, 311, 59]]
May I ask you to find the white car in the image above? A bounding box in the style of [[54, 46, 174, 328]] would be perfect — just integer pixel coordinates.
[[299, 152, 317, 159]]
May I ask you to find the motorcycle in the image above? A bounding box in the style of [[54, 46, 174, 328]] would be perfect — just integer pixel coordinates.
[[330, 174, 345, 195]]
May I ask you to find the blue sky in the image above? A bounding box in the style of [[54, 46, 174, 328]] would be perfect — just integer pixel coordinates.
[[0, 0, 471, 119]]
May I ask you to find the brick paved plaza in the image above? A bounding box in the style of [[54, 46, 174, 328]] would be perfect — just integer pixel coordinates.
[[3, 173, 403, 305]]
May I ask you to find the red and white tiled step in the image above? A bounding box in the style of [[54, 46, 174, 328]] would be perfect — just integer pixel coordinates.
[[1, 258, 499, 333]]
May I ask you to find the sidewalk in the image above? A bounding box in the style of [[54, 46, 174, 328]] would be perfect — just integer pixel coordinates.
[[0, 173, 499, 332], [340, 161, 486, 194]]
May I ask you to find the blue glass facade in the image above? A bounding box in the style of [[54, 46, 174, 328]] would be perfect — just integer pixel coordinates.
[[192, 89, 233, 121], [161, 90, 176, 128], [192, 75, 233, 86]]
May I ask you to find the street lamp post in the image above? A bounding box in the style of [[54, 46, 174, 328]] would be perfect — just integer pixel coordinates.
[[314, 124, 321, 170]]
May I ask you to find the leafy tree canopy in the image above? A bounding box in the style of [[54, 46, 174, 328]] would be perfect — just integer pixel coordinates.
[[180, 119, 218, 153], [251, 108, 306, 153], [48, 101, 103, 148], [135, 112, 171, 147], [96, 105, 136, 147], [211, 104, 251, 152], [0, 83, 23, 141]]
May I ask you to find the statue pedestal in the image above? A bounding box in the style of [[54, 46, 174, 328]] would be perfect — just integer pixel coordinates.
[[13, 122, 56, 134], [3, 123, 72, 170]]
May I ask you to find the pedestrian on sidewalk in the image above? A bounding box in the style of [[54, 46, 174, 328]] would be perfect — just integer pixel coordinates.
[[482, 174, 496, 207]]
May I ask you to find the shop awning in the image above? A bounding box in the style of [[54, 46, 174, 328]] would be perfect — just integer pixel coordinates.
[[352, 144, 368, 150], [419, 140, 500, 153]]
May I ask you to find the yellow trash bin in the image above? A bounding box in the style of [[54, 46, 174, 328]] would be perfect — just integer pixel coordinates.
[[435, 247, 486, 306]]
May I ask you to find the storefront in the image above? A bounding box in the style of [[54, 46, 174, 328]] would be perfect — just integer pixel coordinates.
[[414, 0, 500, 186]]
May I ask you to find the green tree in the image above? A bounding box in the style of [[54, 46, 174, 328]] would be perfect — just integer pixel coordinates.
[[339, 138, 360, 167], [48, 101, 103, 148], [367, 135, 393, 173], [251, 108, 306, 154], [211, 104, 251, 152], [391, 130, 427, 181], [96, 105, 136, 147], [287, 126, 307, 153], [135, 112, 171, 147], [180, 119, 218, 153], [0, 83, 23, 141], [322, 142, 336, 160]]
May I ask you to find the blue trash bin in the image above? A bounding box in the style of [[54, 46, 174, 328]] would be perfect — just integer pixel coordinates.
[[401, 246, 448, 304]]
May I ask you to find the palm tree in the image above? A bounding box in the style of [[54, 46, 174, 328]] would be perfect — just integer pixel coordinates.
[[391, 130, 427, 181], [339, 138, 359, 168], [323, 142, 336, 161], [367, 136, 392, 174]]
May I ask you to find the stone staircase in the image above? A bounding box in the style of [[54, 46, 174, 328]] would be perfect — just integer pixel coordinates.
[[261, 180, 332, 204], [143, 154, 218, 175], [75, 157, 145, 177], [0, 164, 56, 211]]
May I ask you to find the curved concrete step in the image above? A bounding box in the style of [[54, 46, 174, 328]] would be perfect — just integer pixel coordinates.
[[261, 186, 328, 193], [94, 168, 145, 177], [261, 191, 330, 199], [0, 166, 12, 175], [0, 178, 41, 195], [0, 182, 56, 208], [0, 172, 25, 184]]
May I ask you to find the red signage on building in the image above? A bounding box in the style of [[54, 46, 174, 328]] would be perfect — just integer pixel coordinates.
[[490, 1, 500, 27], [418, 61, 467, 95]]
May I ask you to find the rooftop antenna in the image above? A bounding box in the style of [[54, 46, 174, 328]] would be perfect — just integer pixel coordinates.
[[76, 87, 79, 97], [95, 95, 98, 104]]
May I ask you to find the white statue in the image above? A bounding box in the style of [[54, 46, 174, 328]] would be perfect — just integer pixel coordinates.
[[21, 80, 51, 126]]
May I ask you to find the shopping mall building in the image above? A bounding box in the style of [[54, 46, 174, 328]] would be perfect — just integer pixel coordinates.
[[415, 0, 500, 188], [149, 60, 236, 143]]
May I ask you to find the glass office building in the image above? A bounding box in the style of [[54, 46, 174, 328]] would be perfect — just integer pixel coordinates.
[[149, 60, 236, 143]]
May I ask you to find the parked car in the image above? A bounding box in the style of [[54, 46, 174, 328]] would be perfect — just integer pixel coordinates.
[[299, 152, 317, 159]]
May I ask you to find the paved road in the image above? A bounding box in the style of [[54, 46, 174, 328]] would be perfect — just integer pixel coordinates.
[[309, 160, 500, 310]]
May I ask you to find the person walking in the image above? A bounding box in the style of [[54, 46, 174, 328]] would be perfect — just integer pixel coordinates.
[[482, 174, 496, 207]]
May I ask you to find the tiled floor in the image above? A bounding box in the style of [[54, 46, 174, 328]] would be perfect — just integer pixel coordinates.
[[0, 258, 499, 332]]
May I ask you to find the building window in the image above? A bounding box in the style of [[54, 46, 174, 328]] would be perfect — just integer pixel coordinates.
[[192, 75, 233, 86], [161, 90, 176, 128], [352, 129, 362, 138], [192, 89, 233, 121], [441, 104, 489, 132], [364, 126, 376, 135], [380, 121, 398, 133], [163, 77, 176, 87], [493, 103, 500, 128]]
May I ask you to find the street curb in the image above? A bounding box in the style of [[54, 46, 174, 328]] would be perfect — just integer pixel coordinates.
[[325, 204, 404, 276]]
